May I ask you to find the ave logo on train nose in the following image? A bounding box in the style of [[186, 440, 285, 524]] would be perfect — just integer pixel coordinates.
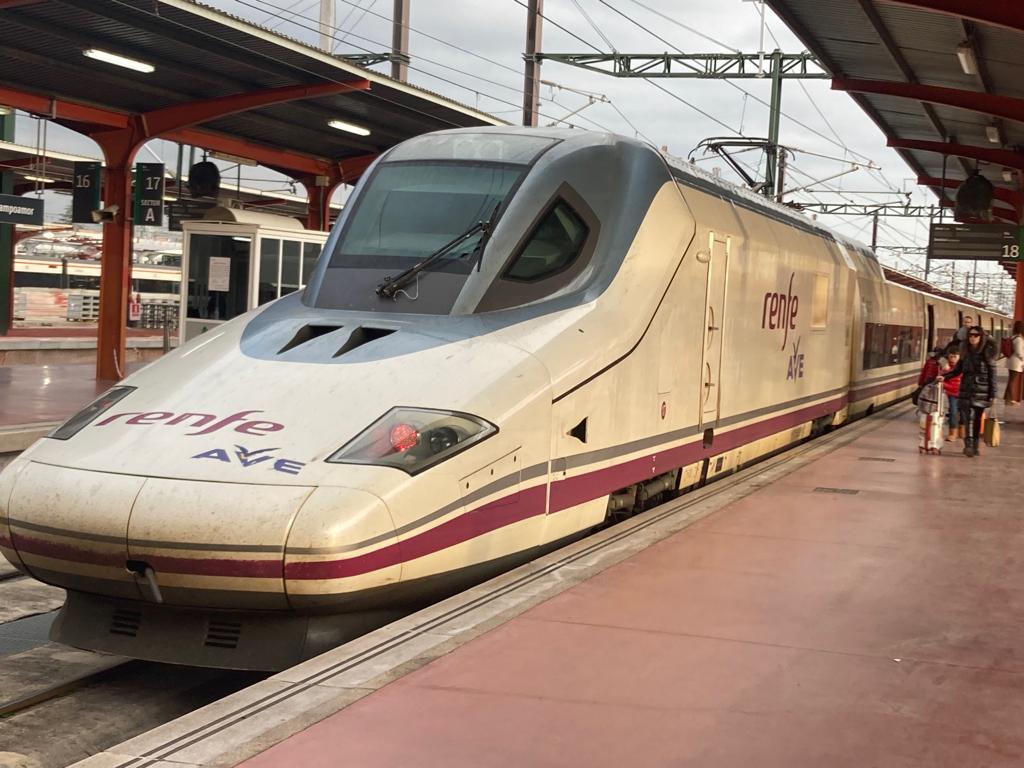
[[191, 445, 305, 475]]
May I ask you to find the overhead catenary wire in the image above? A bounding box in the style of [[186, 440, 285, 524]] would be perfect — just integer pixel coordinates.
[[234, 0, 588, 128], [251, 0, 656, 140], [511, 0, 747, 136]]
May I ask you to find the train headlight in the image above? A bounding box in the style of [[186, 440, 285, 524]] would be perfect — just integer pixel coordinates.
[[47, 386, 136, 441], [328, 408, 497, 475]]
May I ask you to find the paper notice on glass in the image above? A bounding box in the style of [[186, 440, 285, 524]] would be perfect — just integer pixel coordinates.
[[209, 257, 231, 292]]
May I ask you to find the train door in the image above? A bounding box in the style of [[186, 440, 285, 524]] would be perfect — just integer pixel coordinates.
[[700, 233, 729, 427], [927, 304, 935, 350]]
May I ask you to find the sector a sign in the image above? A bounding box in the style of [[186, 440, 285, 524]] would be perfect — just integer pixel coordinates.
[[0, 194, 43, 226], [927, 222, 1024, 262], [133, 162, 165, 227]]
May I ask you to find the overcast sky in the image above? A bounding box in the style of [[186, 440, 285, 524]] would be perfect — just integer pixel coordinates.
[[13, 0, 1013, 300]]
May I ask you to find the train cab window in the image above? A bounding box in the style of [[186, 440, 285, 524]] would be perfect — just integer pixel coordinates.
[[811, 274, 829, 329], [503, 200, 588, 282]]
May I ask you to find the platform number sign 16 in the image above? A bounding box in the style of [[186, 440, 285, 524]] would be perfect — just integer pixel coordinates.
[[71, 161, 101, 224], [133, 162, 165, 227]]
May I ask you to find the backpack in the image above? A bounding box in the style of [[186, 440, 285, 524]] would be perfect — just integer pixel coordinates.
[[1001, 336, 1013, 359]]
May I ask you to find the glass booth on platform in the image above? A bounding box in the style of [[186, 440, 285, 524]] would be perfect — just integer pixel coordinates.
[[179, 208, 330, 343]]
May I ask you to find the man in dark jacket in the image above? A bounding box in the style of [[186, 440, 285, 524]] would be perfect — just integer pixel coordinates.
[[936, 326, 997, 457]]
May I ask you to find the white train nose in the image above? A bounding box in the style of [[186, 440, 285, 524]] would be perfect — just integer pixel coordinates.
[[5, 461, 314, 609], [284, 486, 402, 609]]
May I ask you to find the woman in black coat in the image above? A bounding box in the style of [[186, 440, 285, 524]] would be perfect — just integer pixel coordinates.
[[936, 325, 997, 457]]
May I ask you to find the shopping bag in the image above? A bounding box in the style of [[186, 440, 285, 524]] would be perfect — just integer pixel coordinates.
[[984, 404, 1001, 447]]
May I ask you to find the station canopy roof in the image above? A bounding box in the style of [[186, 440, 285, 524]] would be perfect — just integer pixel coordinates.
[[764, 1, 1024, 224], [0, 141, 339, 219], [0, 0, 503, 181]]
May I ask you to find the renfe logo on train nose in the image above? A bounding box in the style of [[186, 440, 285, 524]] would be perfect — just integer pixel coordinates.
[[762, 272, 799, 350], [94, 410, 284, 436]]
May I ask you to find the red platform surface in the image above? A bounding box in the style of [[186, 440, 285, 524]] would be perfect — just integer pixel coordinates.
[[243, 406, 1024, 768], [0, 363, 142, 427]]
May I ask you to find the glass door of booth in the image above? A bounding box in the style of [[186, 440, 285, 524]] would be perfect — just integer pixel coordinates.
[[183, 233, 252, 342]]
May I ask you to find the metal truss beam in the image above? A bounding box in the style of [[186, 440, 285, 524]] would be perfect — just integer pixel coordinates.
[[535, 52, 829, 79], [798, 203, 940, 217], [876, 1, 1024, 34]]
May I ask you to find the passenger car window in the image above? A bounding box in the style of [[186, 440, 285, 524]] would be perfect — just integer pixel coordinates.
[[504, 200, 588, 282]]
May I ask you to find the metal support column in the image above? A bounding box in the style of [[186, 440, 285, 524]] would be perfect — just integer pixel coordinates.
[[0, 108, 12, 336], [871, 212, 879, 251], [94, 132, 140, 382], [765, 49, 784, 198], [391, 0, 410, 82], [302, 176, 337, 232], [319, 0, 335, 52], [1016, 263, 1024, 323], [522, 0, 543, 127]]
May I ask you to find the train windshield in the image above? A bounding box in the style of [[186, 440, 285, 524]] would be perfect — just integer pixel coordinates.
[[332, 162, 520, 270], [315, 133, 558, 314]]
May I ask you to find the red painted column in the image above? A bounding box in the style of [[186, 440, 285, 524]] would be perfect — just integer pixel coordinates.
[[304, 180, 330, 232], [93, 131, 140, 381], [1016, 263, 1024, 323]]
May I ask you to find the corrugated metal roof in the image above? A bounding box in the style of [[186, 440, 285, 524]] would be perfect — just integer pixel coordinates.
[[766, 0, 1024, 211], [0, 0, 503, 177]]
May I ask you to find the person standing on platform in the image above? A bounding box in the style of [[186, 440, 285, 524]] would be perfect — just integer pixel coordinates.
[[1004, 320, 1024, 406], [954, 315, 974, 344], [941, 349, 962, 442], [935, 326, 996, 458]]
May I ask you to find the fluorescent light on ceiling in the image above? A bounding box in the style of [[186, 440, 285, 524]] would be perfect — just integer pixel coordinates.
[[956, 42, 978, 76], [986, 124, 1002, 144], [83, 48, 155, 74], [22, 175, 55, 183], [328, 119, 371, 137]]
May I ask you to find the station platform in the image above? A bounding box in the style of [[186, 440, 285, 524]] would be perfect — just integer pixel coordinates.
[[75, 401, 1024, 768], [0, 328, 171, 367], [0, 362, 145, 455]]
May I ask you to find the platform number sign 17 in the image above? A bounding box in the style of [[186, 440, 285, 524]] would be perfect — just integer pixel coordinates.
[[71, 161, 101, 224], [133, 162, 165, 227]]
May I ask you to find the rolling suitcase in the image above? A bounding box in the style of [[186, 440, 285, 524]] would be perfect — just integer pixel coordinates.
[[917, 381, 946, 454]]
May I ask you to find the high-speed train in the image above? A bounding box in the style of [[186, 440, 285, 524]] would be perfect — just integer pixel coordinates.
[[0, 128, 1011, 670]]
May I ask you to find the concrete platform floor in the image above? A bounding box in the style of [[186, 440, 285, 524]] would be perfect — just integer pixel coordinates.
[[242, 405, 1024, 768]]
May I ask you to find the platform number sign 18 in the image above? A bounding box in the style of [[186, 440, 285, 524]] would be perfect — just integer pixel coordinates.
[[1003, 231, 1024, 261], [71, 161, 101, 224], [133, 162, 165, 227]]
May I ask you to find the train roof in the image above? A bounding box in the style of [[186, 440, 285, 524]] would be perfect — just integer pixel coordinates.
[[390, 127, 1009, 317]]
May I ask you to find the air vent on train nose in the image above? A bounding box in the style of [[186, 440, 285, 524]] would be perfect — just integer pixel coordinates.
[[278, 324, 343, 354], [334, 327, 396, 357], [205, 620, 243, 649], [109, 608, 142, 637]]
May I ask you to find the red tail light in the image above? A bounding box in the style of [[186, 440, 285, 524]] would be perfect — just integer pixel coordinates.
[[389, 423, 419, 452]]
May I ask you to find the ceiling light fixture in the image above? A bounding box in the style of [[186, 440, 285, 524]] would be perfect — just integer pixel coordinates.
[[986, 124, 1003, 144], [328, 119, 371, 137], [83, 48, 155, 74], [1002, 169, 1015, 183], [956, 41, 978, 76], [22, 175, 55, 183]]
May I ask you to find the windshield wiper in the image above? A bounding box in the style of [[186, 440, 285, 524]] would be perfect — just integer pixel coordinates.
[[375, 205, 500, 299]]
